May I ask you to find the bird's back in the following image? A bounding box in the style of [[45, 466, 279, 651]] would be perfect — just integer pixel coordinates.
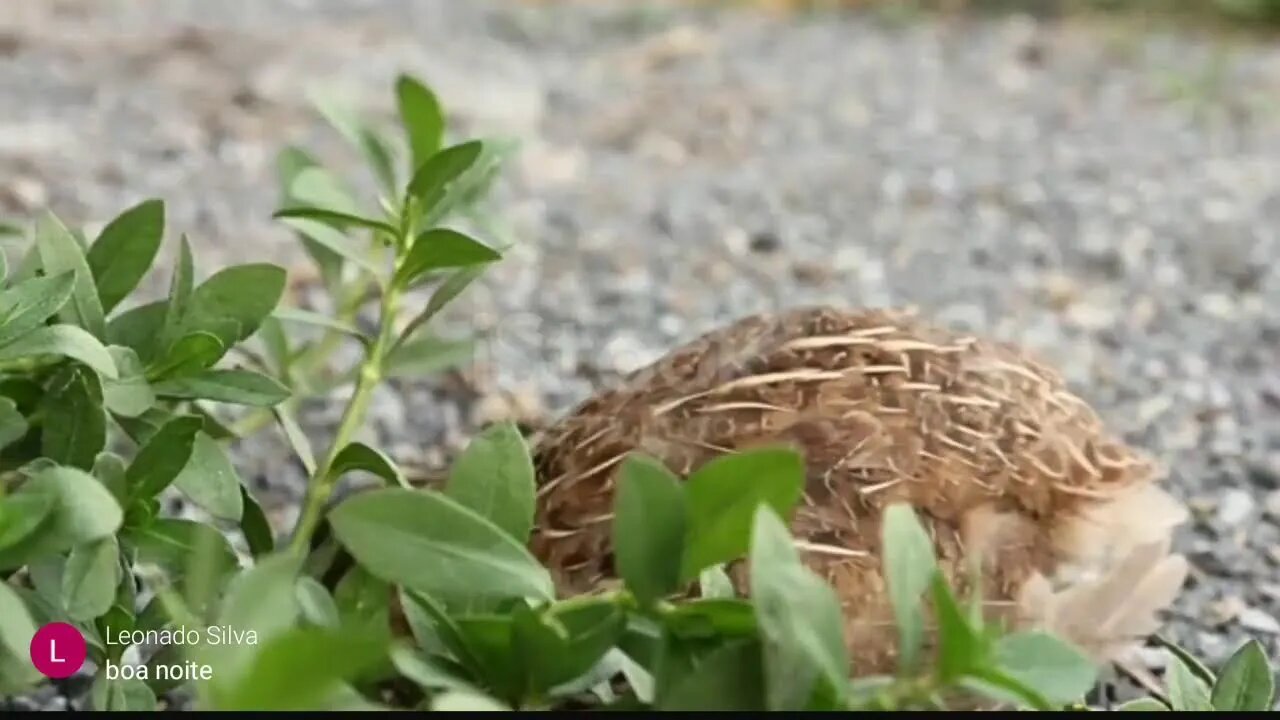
[[530, 306, 1188, 673]]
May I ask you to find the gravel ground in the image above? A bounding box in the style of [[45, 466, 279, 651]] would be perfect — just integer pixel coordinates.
[[3, 0, 1280, 709]]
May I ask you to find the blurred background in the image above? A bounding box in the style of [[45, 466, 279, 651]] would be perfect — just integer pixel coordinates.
[[2, 0, 1279, 696]]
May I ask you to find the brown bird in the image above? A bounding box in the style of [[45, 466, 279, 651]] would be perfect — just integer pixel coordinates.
[[529, 306, 1189, 675]]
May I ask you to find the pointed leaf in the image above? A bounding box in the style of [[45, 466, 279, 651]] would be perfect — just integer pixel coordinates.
[[41, 365, 106, 469], [102, 346, 154, 417], [0, 397, 27, 453], [273, 207, 397, 238], [749, 506, 848, 710], [125, 414, 204, 501], [614, 455, 687, 606], [153, 369, 291, 407], [329, 487, 553, 602], [239, 487, 275, 558], [882, 503, 938, 672], [86, 199, 164, 313], [407, 140, 483, 212], [0, 324, 118, 379], [330, 441, 406, 488], [396, 74, 445, 173], [1211, 639, 1274, 711], [680, 447, 805, 581], [0, 466, 122, 570], [35, 212, 106, 338], [182, 263, 286, 347], [173, 432, 245, 521], [148, 331, 226, 379], [0, 270, 75, 346], [63, 537, 121, 621], [445, 421, 535, 543], [394, 229, 499, 289]]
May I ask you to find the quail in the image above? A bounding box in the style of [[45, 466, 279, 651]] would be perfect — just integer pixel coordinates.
[[529, 306, 1189, 675]]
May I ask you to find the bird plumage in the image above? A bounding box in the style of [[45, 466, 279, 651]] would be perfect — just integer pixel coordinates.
[[529, 306, 1188, 674]]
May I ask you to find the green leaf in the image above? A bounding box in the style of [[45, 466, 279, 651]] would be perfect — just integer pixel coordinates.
[[330, 441, 406, 488], [0, 270, 75, 346], [394, 265, 486, 348], [932, 571, 987, 682], [329, 487, 554, 603], [399, 587, 474, 663], [239, 487, 275, 558], [749, 506, 849, 710], [181, 263, 287, 348], [277, 218, 381, 280], [295, 576, 340, 629], [156, 234, 195, 356], [0, 324, 118, 379], [147, 331, 226, 379], [153, 368, 291, 406], [1211, 639, 1274, 711], [698, 565, 736, 599], [35, 211, 106, 338], [390, 644, 480, 694], [212, 625, 385, 710], [113, 406, 173, 445], [129, 519, 238, 587], [658, 639, 766, 711], [992, 632, 1097, 706], [0, 398, 27, 454], [664, 598, 758, 640], [92, 451, 128, 505], [406, 140, 484, 212], [306, 89, 398, 197], [1156, 635, 1217, 686], [331, 563, 391, 635], [383, 335, 474, 379], [0, 581, 40, 690], [960, 669, 1054, 711], [271, 306, 369, 346], [125, 414, 204, 501], [0, 465, 122, 570], [63, 537, 121, 622], [173, 432, 245, 521], [514, 597, 627, 693], [882, 503, 938, 672], [0, 480, 56, 551], [680, 447, 805, 581], [614, 454, 687, 606], [105, 300, 166, 363], [272, 207, 398, 239], [1118, 697, 1170, 711], [102, 346, 154, 417], [397, 74, 445, 173], [278, 155, 343, 289], [1167, 651, 1214, 711], [445, 421, 535, 543], [272, 404, 316, 476], [394, 229, 500, 289], [41, 365, 106, 470], [199, 552, 302, 698], [86, 198, 165, 313]]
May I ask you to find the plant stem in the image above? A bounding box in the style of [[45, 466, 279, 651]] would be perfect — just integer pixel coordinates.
[[287, 278, 402, 556], [228, 273, 377, 439]]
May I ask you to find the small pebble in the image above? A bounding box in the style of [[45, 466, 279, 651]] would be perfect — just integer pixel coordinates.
[[1238, 608, 1280, 635], [1217, 490, 1256, 527]]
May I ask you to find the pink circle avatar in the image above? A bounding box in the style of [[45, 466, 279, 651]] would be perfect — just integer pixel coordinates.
[[30, 622, 87, 679]]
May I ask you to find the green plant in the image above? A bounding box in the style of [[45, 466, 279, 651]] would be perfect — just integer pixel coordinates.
[[2, 72, 1276, 713]]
